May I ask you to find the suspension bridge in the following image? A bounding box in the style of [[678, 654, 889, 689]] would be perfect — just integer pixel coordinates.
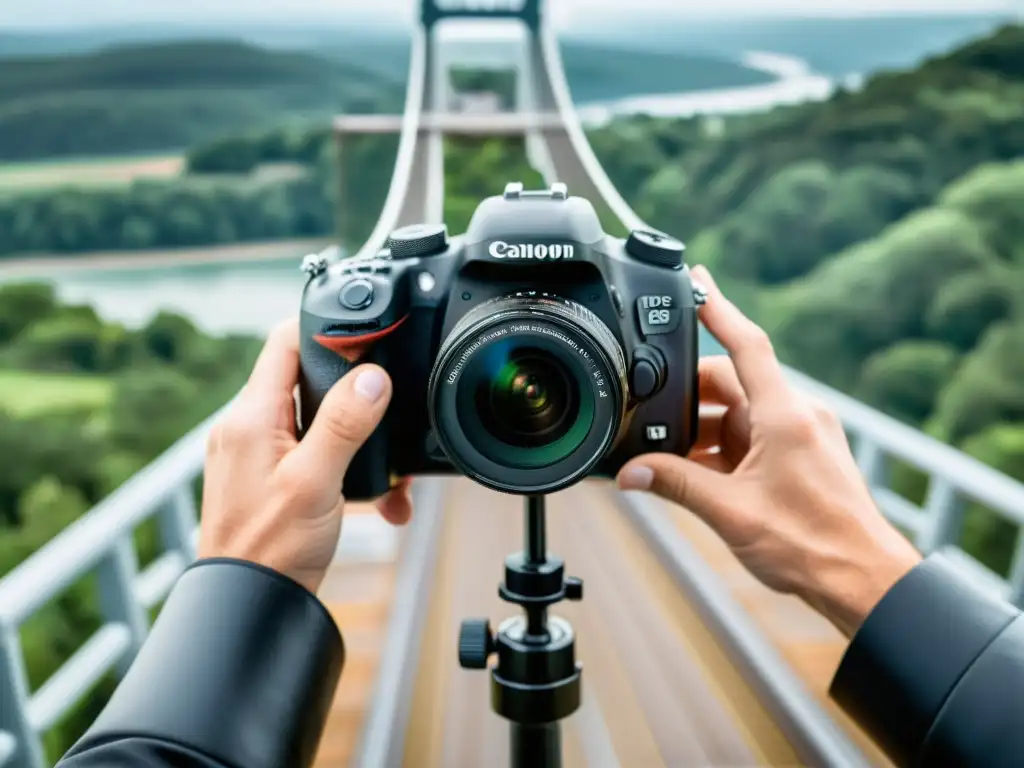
[[4, 1, 1024, 766]]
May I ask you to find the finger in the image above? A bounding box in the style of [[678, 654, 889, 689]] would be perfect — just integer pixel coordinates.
[[691, 266, 788, 408], [291, 364, 392, 481], [698, 356, 746, 407], [375, 478, 413, 526], [241, 318, 300, 408], [610, 454, 724, 520]]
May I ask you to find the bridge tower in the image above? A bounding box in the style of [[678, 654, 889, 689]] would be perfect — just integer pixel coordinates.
[[331, 0, 560, 251], [420, 0, 551, 116]]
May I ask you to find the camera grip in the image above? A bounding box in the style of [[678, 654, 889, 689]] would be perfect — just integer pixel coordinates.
[[298, 333, 393, 502]]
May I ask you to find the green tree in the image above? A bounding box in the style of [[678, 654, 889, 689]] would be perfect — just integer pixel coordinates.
[[929, 321, 1024, 444], [959, 424, 1024, 576], [857, 342, 960, 426], [140, 311, 200, 365], [770, 207, 998, 388], [925, 269, 1015, 350], [107, 367, 203, 457], [7, 314, 106, 372], [0, 282, 57, 344], [941, 159, 1024, 263]]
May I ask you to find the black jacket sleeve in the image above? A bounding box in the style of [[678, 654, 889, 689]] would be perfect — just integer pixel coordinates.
[[830, 553, 1024, 767], [58, 558, 344, 768]]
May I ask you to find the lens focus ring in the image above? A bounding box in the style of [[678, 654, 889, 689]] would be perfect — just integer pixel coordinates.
[[438, 295, 628, 388]]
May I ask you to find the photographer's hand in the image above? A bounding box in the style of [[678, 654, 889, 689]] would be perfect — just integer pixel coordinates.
[[617, 266, 921, 637], [198, 318, 411, 595]]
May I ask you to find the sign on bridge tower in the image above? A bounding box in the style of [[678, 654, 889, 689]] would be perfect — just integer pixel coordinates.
[[421, 0, 542, 30]]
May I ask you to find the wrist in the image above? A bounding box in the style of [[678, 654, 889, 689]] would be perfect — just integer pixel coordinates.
[[805, 534, 922, 638]]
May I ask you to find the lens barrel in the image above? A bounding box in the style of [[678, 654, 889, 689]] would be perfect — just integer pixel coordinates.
[[428, 295, 627, 494]]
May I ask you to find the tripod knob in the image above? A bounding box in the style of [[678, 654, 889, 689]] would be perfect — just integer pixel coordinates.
[[564, 577, 583, 601], [458, 619, 495, 669]]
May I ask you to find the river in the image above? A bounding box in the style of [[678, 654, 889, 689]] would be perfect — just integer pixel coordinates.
[[0, 51, 833, 339]]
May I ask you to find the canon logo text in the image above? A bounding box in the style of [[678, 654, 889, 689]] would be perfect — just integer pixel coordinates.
[[488, 241, 575, 260]]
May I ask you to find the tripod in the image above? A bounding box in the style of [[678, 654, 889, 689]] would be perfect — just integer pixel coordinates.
[[458, 495, 583, 768]]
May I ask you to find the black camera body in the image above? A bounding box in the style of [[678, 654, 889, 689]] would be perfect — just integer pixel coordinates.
[[298, 183, 702, 499]]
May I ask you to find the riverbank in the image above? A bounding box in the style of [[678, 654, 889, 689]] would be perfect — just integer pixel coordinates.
[[578, 50, 836, 124], [0, 238, 335, 281]]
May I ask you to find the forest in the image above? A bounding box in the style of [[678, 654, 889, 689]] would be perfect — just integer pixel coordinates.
[[0, 40, 402, 162]]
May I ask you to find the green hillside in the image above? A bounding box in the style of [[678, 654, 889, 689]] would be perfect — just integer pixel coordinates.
[[0, 41, 403, 161]]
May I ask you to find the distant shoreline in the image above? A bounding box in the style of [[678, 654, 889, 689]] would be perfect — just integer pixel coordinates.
[[0, 238, 335, 281], [578, 50, 836, 124]]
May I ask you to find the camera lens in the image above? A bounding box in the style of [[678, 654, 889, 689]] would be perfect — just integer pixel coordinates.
[[484, 351, 574, 446], [428, 295, 627, 494], [470, 343, 586, 466]]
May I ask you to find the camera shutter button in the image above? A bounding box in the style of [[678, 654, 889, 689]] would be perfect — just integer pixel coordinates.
[[339, 278, 374, 310]]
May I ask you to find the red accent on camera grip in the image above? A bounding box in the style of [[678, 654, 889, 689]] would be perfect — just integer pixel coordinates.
[[313, 314, 410, 363]]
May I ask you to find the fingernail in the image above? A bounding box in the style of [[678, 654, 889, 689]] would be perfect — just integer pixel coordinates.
[[618, 465, 654, 491], [354, 368, 387, 403]]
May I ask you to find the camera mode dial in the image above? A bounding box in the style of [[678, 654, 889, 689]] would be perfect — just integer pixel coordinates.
[[626, 229, 685, 269], [388, 223, 448, 259]]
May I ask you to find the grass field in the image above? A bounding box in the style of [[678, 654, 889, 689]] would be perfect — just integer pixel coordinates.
[[0, 370, 113, 417], [0, 154, 184, 190]]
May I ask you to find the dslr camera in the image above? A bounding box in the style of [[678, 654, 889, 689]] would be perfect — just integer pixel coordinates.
[[298, 183, 703, 499]]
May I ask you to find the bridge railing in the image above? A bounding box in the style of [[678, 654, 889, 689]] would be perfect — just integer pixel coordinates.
[[789, 368, 1024, 606], [0, 409, 218, 768]]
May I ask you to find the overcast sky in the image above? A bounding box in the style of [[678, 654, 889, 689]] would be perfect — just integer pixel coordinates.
[[1, 0, 1017, 29]]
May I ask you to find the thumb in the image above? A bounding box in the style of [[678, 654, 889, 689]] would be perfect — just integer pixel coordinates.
[[617, 453, 730, 528], [294, 364, 392, 480]]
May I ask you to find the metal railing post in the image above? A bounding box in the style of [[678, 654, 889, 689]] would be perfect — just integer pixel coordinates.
[[96, 539, 148, 676], [159, 486, 198, 562], [919, 479, 964, 555], [0, 622, 45, 768], [1007, 532, 1024, 608], [854, 435, 886, 488]]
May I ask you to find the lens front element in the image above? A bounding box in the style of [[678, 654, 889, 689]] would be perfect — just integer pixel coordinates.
[[484, 349, 577, 449], [429, 295, 627, 494], [465, 340, 591, 469]]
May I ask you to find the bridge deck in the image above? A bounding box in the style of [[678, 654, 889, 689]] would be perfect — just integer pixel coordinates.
[[403, 479, 801, 767]]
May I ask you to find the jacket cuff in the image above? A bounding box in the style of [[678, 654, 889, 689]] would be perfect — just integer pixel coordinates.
[[829, 553, 1018, 766], [67, 558, 344, 768]]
